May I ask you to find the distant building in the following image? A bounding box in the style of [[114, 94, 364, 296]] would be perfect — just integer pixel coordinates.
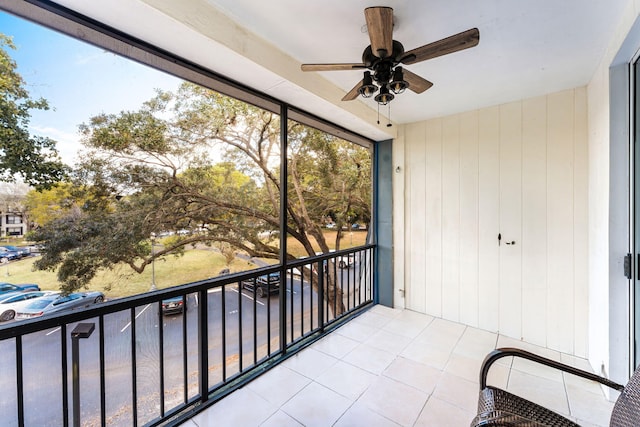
[[1, 212, 25, 238]]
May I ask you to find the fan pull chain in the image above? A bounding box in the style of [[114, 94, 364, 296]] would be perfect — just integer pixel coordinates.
[[387, 103, 392, 127], [377, 102, 380, 125]]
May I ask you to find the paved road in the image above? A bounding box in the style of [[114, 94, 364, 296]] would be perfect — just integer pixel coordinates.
[[0, 277, 312, 426], [0, 261, 365, 426]]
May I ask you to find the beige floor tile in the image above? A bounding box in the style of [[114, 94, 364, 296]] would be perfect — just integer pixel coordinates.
[[560, 352, 596, 370], [335, 320, 379, 342], [564, 373, 610, 396], [281, 382, 352, 427], [419, 318, 466, 342], [343, 342, 396, 375], [260, 410, 303, 427], [315, 360, 377, 400], [444, 352, 483, 383], [282, 347, 338, 379], [432, 371, 479, 413], [507, 369, 569, 416], [566, 384, 614, 426], [414, 396, 476, 427], [511, 357, 564, 382], [485, 361, 510, 389], [413, 329, 463, 359], [312, 332, 359, 359], [574, 418, 608, 427], [246, 365, 311, 407], [369, 305, 402, 318], [364, 328, 413, 355], [183, 307, 615, 427], [191, 387, 276, 426], [359, 376, 429, 426], [381, 310, 434, 337], [382, 356, 442, 394], [560, 353, 610, 395], [334, 402, 401, 427], [453, 327, 498, 360], [401, 339, 453, 370], [352, 310, 394, 329], [497, 335, 561, 361]]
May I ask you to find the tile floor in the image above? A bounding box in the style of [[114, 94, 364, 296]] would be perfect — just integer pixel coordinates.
[[181, 305, 615, 426]]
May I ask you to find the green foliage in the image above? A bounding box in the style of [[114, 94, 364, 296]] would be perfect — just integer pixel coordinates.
[[31, 202, 150, 293], [287, 123, 371, 248], [30, 81, 371, 294], [0, 34, 67, 189], [24, 182, 91, 226]]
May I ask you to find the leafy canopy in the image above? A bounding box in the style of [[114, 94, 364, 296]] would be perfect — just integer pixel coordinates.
[[30, 83, 371, 302], [0, 34, 67, 189]]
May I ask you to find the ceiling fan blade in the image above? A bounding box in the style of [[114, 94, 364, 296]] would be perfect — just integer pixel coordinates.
[[403, 69, 433, 94], [301, 63, 366, 71], [401, 28, 480, 65], [364, 7, 394, 58], [342, 80, 363, 101]]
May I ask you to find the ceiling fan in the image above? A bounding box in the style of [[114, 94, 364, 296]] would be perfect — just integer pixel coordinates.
[[301, 6, 480, 105]]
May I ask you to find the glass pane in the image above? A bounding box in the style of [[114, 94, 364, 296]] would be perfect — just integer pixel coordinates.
[[635, 59, 640, 369], [286, 118, 372, 340], [2, 10, 284, 418]]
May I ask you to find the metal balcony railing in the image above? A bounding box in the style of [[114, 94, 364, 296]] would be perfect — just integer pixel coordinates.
[[0, 245, 375, 427]]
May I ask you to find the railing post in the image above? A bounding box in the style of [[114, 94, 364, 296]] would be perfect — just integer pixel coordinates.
[[198, 289, 208, 401], [318, 261, 325, 330], [71, 323, 95, 427]]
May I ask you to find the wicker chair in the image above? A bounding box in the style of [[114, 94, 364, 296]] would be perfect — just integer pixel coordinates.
[[471, 347, 640, 426]]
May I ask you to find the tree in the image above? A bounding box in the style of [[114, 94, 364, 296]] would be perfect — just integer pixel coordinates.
[[0, 34, 67, 189], [23, 182, 89, 228], [31, 83, 371, 311]]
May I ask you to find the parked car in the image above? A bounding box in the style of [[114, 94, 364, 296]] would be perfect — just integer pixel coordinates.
[[161, 296, 185, 315], [315, 250, 355, 269], [0, 245, 30, 258], [16, 291, 104, 319], [337, 253, 355, 269], [241, 272, 280, 297], [0, 291, 57, 322], [0, 247, 19, 263], [0, 282, 40, 295]]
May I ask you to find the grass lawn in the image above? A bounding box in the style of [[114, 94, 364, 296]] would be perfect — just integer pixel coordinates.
[[1, 230, 369, 299], [285, 229, 369, 258], [3, 250, 257, 299]]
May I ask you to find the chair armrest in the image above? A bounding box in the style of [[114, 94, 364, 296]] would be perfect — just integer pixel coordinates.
[[479, 347, 624, 392]]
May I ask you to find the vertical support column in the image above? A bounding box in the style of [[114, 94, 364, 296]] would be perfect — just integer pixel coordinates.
[[279, 105, 288, 352], [374, 140, 394, 307]]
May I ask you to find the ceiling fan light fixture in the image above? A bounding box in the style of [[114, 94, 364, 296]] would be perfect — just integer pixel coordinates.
[[358, 71, 377, 98], [390, 67, 408, 94], [375, 84, 394, 105]]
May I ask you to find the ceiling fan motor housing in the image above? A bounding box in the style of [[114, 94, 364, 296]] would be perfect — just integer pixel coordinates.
[[300, 6, 479, 104], [363, 40, 406, 87]]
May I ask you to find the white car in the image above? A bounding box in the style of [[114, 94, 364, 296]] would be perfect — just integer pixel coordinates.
[[0, 291, 57, 322], [314, 251, 355, 269], [337, 253, 355, 269]]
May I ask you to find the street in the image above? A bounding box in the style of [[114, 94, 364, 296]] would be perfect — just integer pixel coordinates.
[[0, 258, 367, 427], [0, 271, 334, 426]]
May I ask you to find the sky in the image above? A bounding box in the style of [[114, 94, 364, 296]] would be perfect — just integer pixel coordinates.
[[0, 10, 182, 165]]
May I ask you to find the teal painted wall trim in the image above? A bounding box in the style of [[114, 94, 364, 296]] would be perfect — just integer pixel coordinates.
[[374, 140, 393, 307]]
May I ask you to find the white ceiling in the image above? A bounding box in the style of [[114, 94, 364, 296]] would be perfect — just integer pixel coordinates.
[[51, 0, 630, 141], [203, 0, 627, 120]]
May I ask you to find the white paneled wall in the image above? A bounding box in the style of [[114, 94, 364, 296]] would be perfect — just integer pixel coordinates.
[[398, 88, 588, 357]]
